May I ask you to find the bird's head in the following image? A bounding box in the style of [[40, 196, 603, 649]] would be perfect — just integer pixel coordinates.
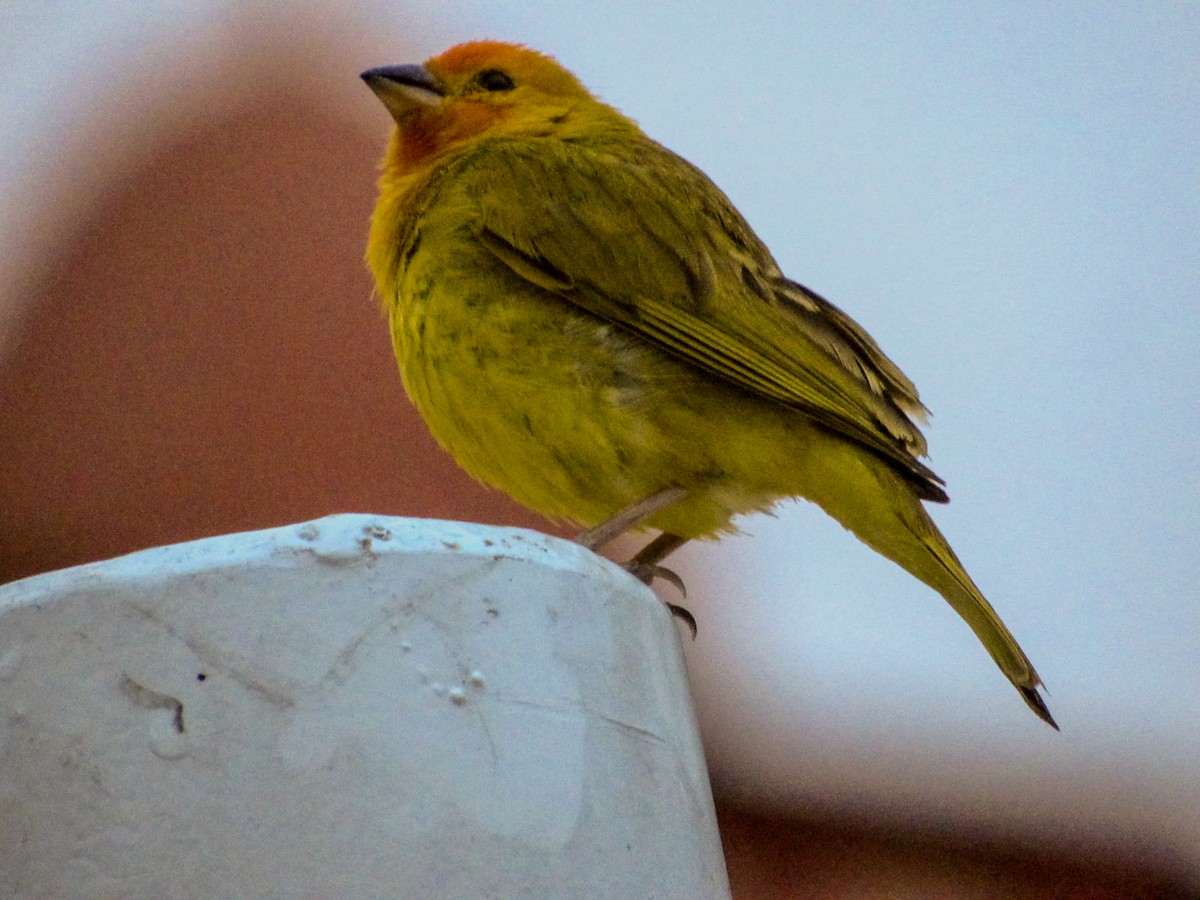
[[362, 41, 630, 169]]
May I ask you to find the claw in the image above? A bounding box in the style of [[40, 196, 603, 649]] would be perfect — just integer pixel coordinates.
[[627, 562, 687, 598], [625, 558, 697, 639], [666, 602, 698, 639]]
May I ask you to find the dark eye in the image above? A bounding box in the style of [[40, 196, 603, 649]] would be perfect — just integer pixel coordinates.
[[476, 69, 515, 92]]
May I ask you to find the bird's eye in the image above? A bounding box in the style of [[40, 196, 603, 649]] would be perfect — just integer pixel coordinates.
[[476, 69, 515, 92]]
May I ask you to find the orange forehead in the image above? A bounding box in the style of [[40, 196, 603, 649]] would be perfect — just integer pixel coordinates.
[[427, 40, 542, 74], [425, 41, 589, 97]]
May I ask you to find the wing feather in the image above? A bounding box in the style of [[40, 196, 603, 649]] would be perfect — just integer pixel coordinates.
[[458, 137, 947, 501]]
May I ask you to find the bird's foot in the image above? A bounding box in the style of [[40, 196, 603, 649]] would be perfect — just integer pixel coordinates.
[[625, 557, 696, 639], [626, 560, 687, 595]]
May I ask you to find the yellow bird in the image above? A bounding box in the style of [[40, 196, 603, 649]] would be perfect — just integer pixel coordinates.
[[362, 41, 1056, 728]]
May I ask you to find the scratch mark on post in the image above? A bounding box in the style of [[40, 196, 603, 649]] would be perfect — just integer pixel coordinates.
[[120, 675, 185, 733], [122, 601, 295, 710]]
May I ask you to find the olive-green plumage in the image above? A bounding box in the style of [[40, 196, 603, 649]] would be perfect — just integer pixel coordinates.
[[363, 41, 1055, 727]]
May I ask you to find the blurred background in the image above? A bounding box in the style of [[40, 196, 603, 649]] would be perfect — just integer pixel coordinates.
[[2, 3, 1196, 896]]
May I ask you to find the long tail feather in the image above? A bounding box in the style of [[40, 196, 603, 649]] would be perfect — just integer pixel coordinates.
[[805, 440, 1056, 727]]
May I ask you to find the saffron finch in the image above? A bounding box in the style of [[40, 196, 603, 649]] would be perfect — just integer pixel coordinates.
[[362, 41, 1056, 728]]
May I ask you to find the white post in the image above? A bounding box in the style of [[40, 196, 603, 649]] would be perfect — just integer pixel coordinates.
[[0, 514, 730, 898]]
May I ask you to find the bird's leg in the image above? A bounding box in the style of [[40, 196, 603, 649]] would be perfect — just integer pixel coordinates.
[[628, 532, 697, 638], [574, 489, 697, 635], [574, 486, 687, 551]]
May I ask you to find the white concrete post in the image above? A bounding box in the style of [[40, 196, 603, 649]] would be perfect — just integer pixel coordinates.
[[0, 514, 730, 898]]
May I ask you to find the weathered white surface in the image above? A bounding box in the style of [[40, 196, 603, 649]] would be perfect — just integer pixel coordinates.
[[0, 514, 729, 899]]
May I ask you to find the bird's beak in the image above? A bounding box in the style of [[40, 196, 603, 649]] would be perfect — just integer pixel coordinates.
[[361, 64, 445, 121]]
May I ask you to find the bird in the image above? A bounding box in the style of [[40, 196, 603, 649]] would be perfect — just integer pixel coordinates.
[[361, 40, 1056, 728]]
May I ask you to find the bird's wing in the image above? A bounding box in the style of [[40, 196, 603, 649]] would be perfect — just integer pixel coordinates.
[[465, 137, 947, 501]]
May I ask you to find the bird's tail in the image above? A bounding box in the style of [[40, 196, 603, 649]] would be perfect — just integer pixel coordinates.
[[803, 441, 1057, 728]]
